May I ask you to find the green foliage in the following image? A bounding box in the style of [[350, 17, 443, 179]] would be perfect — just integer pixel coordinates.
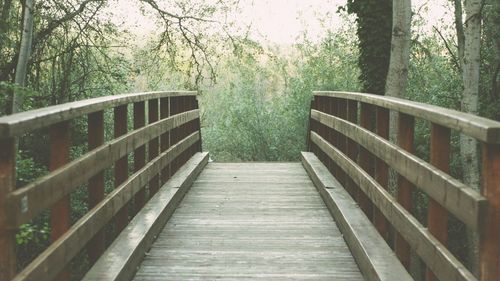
[[343, 0, 392, 94]]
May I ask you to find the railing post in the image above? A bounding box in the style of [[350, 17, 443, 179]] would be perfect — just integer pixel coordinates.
[[87, 111, 105, 264], [358, 103, 374, 217], [374, 107, 390, 241], [160, 97, 170, 185], [0, 138, 15, 281], [148, 99, 159, 196], [337, 98, 348, 187], [480, 143, 500, 281], [114, 105, 128, 232], [170, 97, 180, 175], [395, 112, 414, 269], [50, 121, 71, 281], [426, 123, 450, 281], [195, 97, 202, 152], [346, 100, 358, 199], [134, 101, 146, 213]]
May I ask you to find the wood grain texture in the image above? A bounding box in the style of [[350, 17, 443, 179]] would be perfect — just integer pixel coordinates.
[[83, 152, 209, 281], [310, 110, 485, 230], [0, 91, 197, 138], [301, 152, 411, 281], [11, 133, 200, 281], [7, 110, 199, 227], [0, 138, 15, 281], [314, 91, 500, 144], [311, 132, 477, 281], [132, 162, 364, 280]]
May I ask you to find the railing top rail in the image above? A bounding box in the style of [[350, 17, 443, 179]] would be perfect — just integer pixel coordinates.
[[0, 91, 197, 138], [314, 91, 500, 144]]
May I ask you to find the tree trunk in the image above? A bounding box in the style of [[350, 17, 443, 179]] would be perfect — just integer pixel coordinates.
[[459, 0, 482, 276], [385, 0, 412, 98], [11, 0, 35, 114]]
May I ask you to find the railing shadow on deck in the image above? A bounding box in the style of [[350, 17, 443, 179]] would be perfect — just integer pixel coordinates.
[[306, 91, 500, 281], [0, 91, 202, 281]]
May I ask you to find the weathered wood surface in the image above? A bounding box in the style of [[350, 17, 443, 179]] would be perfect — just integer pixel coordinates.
[[0, 91, 196, 138], [301, 152, 411, 281], [311, 109, 485, 230], [12, 133, 200, 281], [132, 162, 364, 280], [311, 132, 477, 281], [314, 91, 500, 144], [83, 152, 209, 281], [7, 109, 199, 227]]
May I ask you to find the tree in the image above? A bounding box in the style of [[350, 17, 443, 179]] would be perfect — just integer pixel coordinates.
[[385, 0, 412, 98], [11, 0, 34, 113], [453, 0, 483, 276], [345, 0, 393, 95]]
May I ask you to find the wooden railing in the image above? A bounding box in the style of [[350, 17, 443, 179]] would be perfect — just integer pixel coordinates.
[[307, 91, 500, 281], [0, 91, 202, 281]]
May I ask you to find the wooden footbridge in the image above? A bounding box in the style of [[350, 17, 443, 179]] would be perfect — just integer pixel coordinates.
[[0, 91, 499, 281]]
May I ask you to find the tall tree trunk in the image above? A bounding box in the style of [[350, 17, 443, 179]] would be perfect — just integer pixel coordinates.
[[11, 0, 35, 114], [459, 0, 482, 276], [385, 0, 412, 98]]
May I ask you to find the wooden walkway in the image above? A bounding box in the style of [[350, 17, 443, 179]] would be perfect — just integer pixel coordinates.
[[132, 163, 364, 280]]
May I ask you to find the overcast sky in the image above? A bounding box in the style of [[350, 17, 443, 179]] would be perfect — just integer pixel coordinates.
[[109, 0, 453, 45]]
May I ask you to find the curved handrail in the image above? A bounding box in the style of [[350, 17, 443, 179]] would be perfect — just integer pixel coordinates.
[[307, 91, 500, 281], [314, 91, 500, 143], [0, 91, 196, 138]]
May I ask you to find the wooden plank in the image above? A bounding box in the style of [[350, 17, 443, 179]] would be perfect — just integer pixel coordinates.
[[0, 91, 197, 138], [11, 133, 200, 281], [148, 99, 160, 197], [301, 152, 412, 281], [480, 144, 500, 281], [87, 111, 105, 263], [132, 162, 364, 280], [6, 110, 199, 227], [427, 123, 450, 281], [0, 138, 15, 281], [114, 105, 129, 233], [133, 101, 146, 214], [359, 103, 375, 219], [310, 110, 485, 230], [314, 91, 500, 144], [311, 132, 477, 281], [395, 113, 414, 269], [160, 97, 169, 185], [374, 107, 390, 241], [83, 152, 208, 281], [49, 121, 71, 281]]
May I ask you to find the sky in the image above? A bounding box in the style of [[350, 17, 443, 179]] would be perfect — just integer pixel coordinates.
[[109, 0, 453, 45]]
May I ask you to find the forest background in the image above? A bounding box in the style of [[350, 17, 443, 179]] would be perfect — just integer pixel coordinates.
[[0, 0, 498, 280]]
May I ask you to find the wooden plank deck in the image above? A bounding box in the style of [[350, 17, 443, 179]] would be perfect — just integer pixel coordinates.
[[132, 163, 364, 280]]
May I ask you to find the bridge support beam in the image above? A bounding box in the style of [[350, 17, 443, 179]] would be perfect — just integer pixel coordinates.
[[480, 143, 500, 281], [0, 138, 15, 281]]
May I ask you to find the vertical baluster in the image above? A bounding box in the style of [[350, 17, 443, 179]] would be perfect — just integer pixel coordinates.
[[87, 111, 105, 263], [346, 100, 358, 198], [50, 121, 71, 281], [337, 98, 347, 187], [326, 97, 335, 174], [195, 97, 202, 152], [374, 107, 390, 241], [480, 143, 500, 281], [395, 112, 414, 269], [0, 138, 15, 281], [170, 97, 180, 175], [148, 99, 159, 196], [160, 97, 169, 185], [426, 123, 450, 281], [330, 97, 339, 177], [358, 103, 374, 217], [114, 105, 128, 232], [134, 101, 146, 213], [306, 100, 314, 152]]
